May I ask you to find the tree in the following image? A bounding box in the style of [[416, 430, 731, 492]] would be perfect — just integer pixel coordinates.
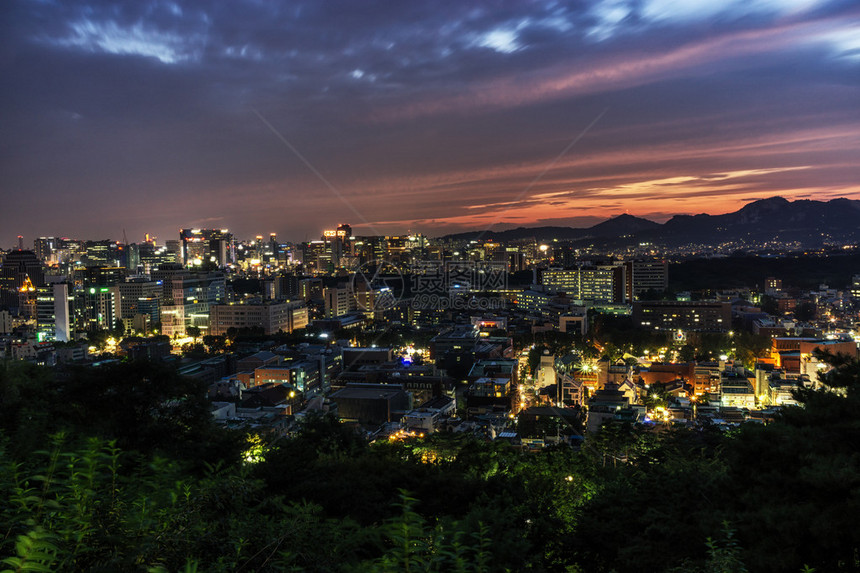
[[760, 294, 778, 315], [679, 343, 697, 362], [717, 349, 860, 572], [186, 325, 201, 343], [793, 300, 817, 322], [112, 319, 126, 339], [528, 345, 550, 374], [202, 334, 226, 353], [0, 360, 243, 465], [732, 332, 769, 369], [85, 329, 111, 351]]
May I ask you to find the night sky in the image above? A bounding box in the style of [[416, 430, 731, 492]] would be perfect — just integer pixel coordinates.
[[1, 0, 859, 244]]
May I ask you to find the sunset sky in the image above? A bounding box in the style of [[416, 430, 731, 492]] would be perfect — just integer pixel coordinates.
[[1, 0, 859, 244]]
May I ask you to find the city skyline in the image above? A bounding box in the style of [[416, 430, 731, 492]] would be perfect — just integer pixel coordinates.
[[2, 0, 859, 243]]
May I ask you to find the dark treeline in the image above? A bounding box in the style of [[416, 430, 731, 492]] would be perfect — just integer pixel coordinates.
[[669, 252, 860, 292], [1, 355, 859, 572]]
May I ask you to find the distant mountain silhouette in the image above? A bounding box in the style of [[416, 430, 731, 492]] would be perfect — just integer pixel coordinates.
[[437, 197, 860, 247], [588, 213, 663, 236], [658, 197, 860, 245], [439, 214, 660, 243]]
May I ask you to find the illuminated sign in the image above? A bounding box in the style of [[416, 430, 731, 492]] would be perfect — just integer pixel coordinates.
[[323, 230, 347, 238]]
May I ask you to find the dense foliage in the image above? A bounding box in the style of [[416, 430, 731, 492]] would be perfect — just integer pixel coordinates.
[[669, 252, 860, 292], [1, 353, 859, 571]]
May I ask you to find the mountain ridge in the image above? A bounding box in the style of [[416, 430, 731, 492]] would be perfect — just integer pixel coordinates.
[[436, 197, 860, 246]]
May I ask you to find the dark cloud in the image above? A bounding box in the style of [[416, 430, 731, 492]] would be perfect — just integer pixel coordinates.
[[1, 0, 859, 244]]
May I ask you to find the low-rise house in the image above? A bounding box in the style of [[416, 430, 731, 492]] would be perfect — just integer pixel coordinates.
[[586, 382, 631, 433], [401, 396, 456, 434]]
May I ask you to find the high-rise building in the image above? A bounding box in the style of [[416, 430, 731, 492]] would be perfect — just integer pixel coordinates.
[[268, 233, 279, 261], [354, 235, 387, 264], [79, 266, 128, 288], [507, 249, 525, 272], [324, 286, 352, 318], [18, 276, 37, 319], [34, 237, 58, 262], [76, 286, 117, 332], [159, 271, 227, 337], [275, 273, 300, 299], [137, 242, 177, 271], [624, 259, 669, 301], [385, 235, 408, 263], [165, 240, 181, 262], [298, 277, 324, 302], [112, 278, 162, 322], [83, 240, 124, 267], [551, 245, 576, 268], [633, 301, 731, 332], [49, 238, 85, 265], [541, 265, 625, 303], [179, 229, 235, 267], [209, 300, 308, 335], [300, 241, 329, 274], [0, 250, 43, 312], [0, 310, 12, 334], [36, 280, 70, 342], [321, 224, 354, 270]]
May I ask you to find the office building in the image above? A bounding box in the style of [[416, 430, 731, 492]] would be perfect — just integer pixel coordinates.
[[624, 260, 669, 300], [321, 224, 354, 270], [34, 237, 58, 262], [159, 271, 227, 337], [633, 301, 732, 331], [541, 265, 625, 303], [36, 280, 71, 342], [0, 250, 43, 312], [324, 286, 352, 318], [300, 241, 328, 274], [179, 229, 235, 267], [79, 266, 128, 288], [113, 278, 162, 322], [209, 300, 308, 335], [77, 286, 117, 332], [83, 240, 125, 267]]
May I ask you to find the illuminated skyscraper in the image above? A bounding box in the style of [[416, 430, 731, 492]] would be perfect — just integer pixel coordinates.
[[624, 259, 669, 301], [36, 280, 70, 342], [321, 224, 354, 270], [268, 233, 279, 261], [541, 265, 626, 303], [83, 240, 124, 267], [159, 271, 226, 337], [34, 237, 58, 262], [179, 229, 235, 267], [0, 250, 43, 312]]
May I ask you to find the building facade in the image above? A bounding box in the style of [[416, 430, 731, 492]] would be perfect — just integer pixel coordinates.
[[208, 300, 308, 336], [633, 301, 732, 331]]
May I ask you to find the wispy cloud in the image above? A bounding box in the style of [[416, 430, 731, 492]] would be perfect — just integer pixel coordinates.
[[47, 18, 207, 64], [2, 0, 858, 241]]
